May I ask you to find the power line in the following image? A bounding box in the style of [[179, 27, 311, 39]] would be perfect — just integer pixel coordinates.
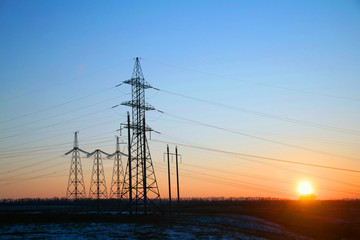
[[5, 117, 119, 150], [0, 169, 69, 187], [0, 135, 117, 157], [159, 111, 360, 163], [0, 137, 117, 179], [180, 162, 360, 196], [155, 166, 289, 196], [143, 58, 360, 102], [154, 88, 360, 136], [0, 86, 117, 125], [157, 133, 360, 191], [162, 133, 360, 191], [1, 93, 129, 134], [1, 59, 132, 103], [0, 107, 115, 140], [0, 155, 63, 176], [0, 161, 67, 184], [152, 139, 360, 174], [153, 115, 359, 149]]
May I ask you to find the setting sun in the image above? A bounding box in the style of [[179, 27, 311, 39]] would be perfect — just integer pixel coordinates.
[[298, 182, 313, 195]]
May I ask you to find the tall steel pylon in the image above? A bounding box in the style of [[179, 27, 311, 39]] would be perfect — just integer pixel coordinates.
[[109, 136, 127, 199], [65, 131, 88, 199], [120, 57, 161, 213], [88, 149, 109, 199]]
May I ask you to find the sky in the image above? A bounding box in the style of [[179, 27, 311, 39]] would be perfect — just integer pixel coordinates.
[[0, 0, 360, 199]]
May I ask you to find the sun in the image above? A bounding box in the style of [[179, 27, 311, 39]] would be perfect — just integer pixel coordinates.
[[298, 181, 313, 195]]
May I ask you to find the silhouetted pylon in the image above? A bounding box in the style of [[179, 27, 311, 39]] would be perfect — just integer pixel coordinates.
[[65, 131, 88, 199], [119, 57, 161, 214], [88, 149, 109, 199], [109, 136, 127, 199]]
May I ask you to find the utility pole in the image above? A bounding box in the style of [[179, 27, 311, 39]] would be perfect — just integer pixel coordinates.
[[127, 112, 132, 214], [88, 149, 110, 210], [175, 146, 180, 212], [167, 145, 171, 210], [163, 146, 182, 213], [118, 57, 161, 214], [65, 132, 88, 206], [143, 117, 147, 215]]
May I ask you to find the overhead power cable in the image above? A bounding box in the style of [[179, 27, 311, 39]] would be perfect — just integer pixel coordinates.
[[159, 111, 359, 162], [154, 88, 360, 136], [144, 58, 360, 102], [180, 162, 360, 195], [1, 59, 132, 103], [0, 160, 66, 180], [0, 169, 69, 187], [152, 139, 360, 174], [1, 93, 128, 134], [3, 116, 122, 149], [155, 166, 289, 196], [0, 86, 117, 125], [0, 107, 113, 140], [158, 132, 360, 190]]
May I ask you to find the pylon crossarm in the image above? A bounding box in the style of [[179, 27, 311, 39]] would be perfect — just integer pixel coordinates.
[[122, 123, 154, 132], [64, 149, 74, 155], [123, 78, 152, 89], [121, 101, 155, 111], [107, 152, 116, 158], [87, 149, 109, 157], [78, 148, 90, 155], [99, 150, 111, 157], [119, 152, 128, 157], [107, 151, 128, 159]]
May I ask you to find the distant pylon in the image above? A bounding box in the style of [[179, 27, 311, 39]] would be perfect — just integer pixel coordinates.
[[119, 57, 161, 213], [109, 136, 127, 199], [88, 149, 109, 199], [65, 131, 88, 199]]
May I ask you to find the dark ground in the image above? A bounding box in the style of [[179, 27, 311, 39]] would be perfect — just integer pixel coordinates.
[[0, 198, 359, 239]]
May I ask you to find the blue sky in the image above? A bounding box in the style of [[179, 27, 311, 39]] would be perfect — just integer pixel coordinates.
[[0, 0, 359, 199]]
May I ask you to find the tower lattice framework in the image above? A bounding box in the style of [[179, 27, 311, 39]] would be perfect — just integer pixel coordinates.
[[109, 136, 126, 199], [65, 131, 87, 199], [88, 149, 109, 199], [120, 57, 161, 212]]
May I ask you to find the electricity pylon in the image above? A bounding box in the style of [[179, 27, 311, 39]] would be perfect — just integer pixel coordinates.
[[88, 149, 109, 199], [120, 57, 161, 214], [65, 131, 88, 199], [108, 136, 127, 199]]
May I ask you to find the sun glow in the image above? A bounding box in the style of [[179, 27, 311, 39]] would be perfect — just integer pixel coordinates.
[[298, 182, 313, 195]]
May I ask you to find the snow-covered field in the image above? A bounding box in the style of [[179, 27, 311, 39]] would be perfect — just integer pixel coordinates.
[[0, 214, 309, 239]]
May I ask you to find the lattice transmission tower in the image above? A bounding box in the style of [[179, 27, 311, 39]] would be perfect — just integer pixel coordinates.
[[109, 136, 126, 199], [88, 149, 109, 199], [120, 57, 161, 213], [65, 131, 88, 199]]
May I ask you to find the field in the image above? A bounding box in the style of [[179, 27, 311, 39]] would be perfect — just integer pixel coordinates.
[[0, 199, 359, 239]]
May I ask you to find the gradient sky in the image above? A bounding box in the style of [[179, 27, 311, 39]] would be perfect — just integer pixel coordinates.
[[0, 0, 360, 199]]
